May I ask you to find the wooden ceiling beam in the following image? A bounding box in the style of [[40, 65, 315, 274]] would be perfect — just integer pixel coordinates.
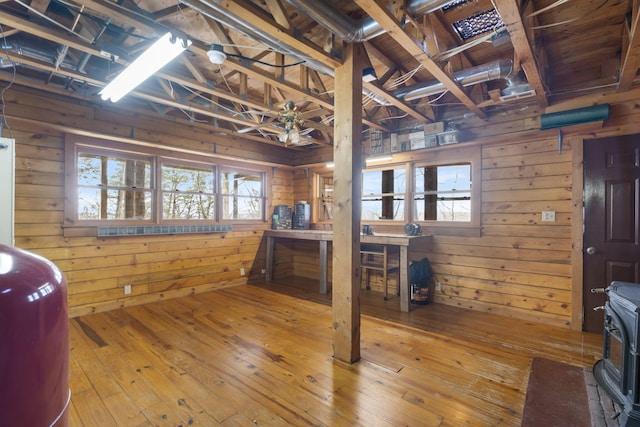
[[363, 81, 434, 122], [430, 12, 475, 68], [207, 20, 242, 56], [13, 0, 336, 115], [263, 0, 291, 29], [29, 0, 50, 14], [212, 0, 341, 69], [493, 0, 548, 107], [0, 49, 279, 131], [188, 43, 336, 111], [0, 10, 101, 56], [353, 0, 486, 119], [76, 0, 159, 35], [180, 56, 208, 84], [2, 1, 392, 137], [618, 2, 640, 91], [0, 11, 321, 123]]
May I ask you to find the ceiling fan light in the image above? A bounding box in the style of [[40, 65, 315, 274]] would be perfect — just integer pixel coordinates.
[[207, 44, 227, 65], [289, 131, 300, 144], [278, 131, 288, 143]]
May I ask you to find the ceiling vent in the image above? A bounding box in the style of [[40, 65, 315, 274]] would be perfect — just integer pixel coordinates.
[[500, 73, 536, 102]]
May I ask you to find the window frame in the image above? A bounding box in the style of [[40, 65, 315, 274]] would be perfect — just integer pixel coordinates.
[[310, 146, 481, 235], [314, 172, 334, 223], [73, 146, 156, 224], [361, 164, 409, 222], [219, 165, 267, 222], [410, 145, 481, 234], [159, 158, 218, 223], [64, 135, 270, 227]]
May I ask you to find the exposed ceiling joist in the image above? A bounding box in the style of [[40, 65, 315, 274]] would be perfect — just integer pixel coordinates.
[[353, 0, 487, 119], [199, 0, 341, 69], [363, 81, 434, 122], [0, 0, 633, 149], [493, 0, 548, 107], [618, 2, 640, 91], [263, 0, 292, 29]]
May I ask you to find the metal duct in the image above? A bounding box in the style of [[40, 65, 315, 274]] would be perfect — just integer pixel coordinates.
[[540, 104, 610, 130], [394, 59, 514, 101], [179, 0, 335, 76], [282, 0, 513, 102], [285, 0, 453, 43]]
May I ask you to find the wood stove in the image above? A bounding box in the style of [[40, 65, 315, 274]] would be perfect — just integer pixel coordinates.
[[593, 281, 640, 426]]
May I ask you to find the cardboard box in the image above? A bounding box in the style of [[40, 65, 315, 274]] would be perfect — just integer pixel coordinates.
[[410, 131, 425, 150], [424, 122, 445, 135]]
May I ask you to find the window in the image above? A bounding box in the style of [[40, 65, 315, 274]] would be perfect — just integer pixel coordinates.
[[411, 146, 481, 231], [362, 167, 406, 221], [77, 150, 153, 221], [162, 162, 216, 220], [413, 164, 471, 222], [221, 168, 265, 220], [317, 174, 333, 221], [65, 135, 268, 226]]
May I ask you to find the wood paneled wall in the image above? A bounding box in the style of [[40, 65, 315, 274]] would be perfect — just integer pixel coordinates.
[[8, 80, 640, 329], [289, 94, 640, 329], [291, 138, 574, 326], [7, 86, 295, 317], [431, 136, 573, 326]]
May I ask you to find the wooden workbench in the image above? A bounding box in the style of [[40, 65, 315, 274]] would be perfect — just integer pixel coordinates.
[[263, 229, 432, 312]]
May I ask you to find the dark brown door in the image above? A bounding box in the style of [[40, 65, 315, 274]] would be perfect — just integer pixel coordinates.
[[583, 135, 640, 333]]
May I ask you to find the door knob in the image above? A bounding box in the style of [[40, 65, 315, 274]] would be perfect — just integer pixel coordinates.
[[586, 246, 597, 255]]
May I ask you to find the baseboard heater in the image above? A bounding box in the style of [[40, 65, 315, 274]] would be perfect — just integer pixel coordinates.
[[540, 104, 610, 130]]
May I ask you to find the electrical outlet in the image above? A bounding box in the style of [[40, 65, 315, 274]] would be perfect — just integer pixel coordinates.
[[261, 268, 266, 274], [124, 284, 132, 295], [435, 282, 442, 291], [541, 210, 556, 222], [240, 267, 245, 276]]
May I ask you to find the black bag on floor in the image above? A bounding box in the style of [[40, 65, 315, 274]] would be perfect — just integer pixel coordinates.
[[409, 257, 433, 287]]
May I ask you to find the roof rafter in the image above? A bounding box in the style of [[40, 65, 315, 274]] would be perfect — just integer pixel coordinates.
[[618, 0, 640, 91], [493, 0, 548, 107], [353, 0, 487, 119]]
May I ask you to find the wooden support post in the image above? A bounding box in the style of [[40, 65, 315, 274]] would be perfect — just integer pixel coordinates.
[[319, 240, 328, 294], [332, 43, 364, 364], [265, 235, 274, 281]]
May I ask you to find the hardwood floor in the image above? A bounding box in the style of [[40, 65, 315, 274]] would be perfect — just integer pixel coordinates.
[[68, 277, 602, 426]]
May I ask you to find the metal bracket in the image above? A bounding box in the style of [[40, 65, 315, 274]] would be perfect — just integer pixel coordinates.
[[558, 130, 563, 154]]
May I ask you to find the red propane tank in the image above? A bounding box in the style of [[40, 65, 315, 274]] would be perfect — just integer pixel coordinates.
[[0, 244, 70, 427]]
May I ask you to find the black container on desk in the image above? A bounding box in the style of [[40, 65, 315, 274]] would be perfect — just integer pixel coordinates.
[[292, 202, 310, 230]]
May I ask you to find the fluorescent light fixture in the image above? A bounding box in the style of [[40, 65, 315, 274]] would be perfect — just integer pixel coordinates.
[[366, 155, 393, 164], [326, 162, 335, 168], [100, 32, 191, 102]]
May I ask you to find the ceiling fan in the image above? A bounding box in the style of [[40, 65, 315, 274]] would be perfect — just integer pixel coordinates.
[[277, 101, 310, 145], [236, 101, 332, 146]]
